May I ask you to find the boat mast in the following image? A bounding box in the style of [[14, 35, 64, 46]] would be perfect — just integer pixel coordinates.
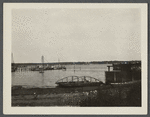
[[11, 53, 17, 72], [41, 55, 44, 67], [39, 55, 44, 73], [74, 62, 75, 73], [58, 58, 60, 67], [12, 53, 14, 64]]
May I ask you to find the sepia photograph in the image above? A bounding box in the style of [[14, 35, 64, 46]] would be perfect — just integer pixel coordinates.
[[3, 3, 147, 114]]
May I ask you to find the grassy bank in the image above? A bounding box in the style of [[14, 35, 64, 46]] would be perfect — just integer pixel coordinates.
[[12, 81, 141, 106], [80, 81, 141, 106]]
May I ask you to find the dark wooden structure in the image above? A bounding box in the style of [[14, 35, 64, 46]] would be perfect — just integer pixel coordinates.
[[105, 63, 141, 84]]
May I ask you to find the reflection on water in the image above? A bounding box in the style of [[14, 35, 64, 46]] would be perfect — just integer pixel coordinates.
[[12, 64, 112, 88]]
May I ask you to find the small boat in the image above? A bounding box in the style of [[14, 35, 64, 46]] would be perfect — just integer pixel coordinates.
[[39, 66, 44, 73], [56, 58, 66, 70], [55, 76, 103, 87]]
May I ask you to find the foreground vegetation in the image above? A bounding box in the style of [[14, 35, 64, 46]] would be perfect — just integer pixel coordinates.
[[12, 81, 141, 106]]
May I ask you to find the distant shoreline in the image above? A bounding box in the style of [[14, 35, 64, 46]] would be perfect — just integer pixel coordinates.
[[12, 60, 141, 66]]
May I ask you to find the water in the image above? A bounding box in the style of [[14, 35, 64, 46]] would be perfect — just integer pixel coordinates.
[[12, 64, 112, 88]]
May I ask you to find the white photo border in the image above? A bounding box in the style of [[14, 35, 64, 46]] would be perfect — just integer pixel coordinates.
[[3, 3, 148, 115]]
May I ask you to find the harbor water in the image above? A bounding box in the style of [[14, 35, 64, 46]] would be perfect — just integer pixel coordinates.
[[12, 64, 112, 88]]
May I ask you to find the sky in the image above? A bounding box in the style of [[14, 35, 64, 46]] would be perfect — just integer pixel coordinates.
[[12, 8, 141, 63]]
